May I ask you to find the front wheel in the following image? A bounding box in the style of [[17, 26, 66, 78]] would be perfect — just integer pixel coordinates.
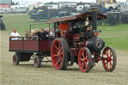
[[102, 47, 117, 72], [78, 47, 93, 72]]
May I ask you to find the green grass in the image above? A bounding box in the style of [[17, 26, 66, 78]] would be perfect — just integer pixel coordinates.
[[2, 14, 128, 50], [3, 14, 51, 35], [99, 25, 128, 50]]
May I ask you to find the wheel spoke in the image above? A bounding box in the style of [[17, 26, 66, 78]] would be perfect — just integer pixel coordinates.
[[59, 56, 63, 65], [105, 61, 108, 65], [59, 42, 61, 49], [106, 62, 108, 68], [80, 57, 83, 60], [83, 57, 88, 63], [55, 58, 60, 65], [104, 58, 107, 60], [110, 61, 113, 68], [82, 64, 85, 69], [59, 47, 63, 53], [59, 56, 63, 61], [82, 51, 84, 58], [86, 57, 88, 61], [85, 63, 88, 69], [86, 52, 88, 57], [82, 63, 88, 70], [59, 52, 63, 56], [106, 50, 109, 58], [53, 54, 58, 57], [110, 50, 113, 57], [81, 63, 84, 67], [54, 45, 59, 51], [82, 52, 88, 70], [59, 52, 63, 63]]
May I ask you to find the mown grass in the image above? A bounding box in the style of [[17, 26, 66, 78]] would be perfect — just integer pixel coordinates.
[[99, 24, 128, 50], [3, 14, 51, 35], [2, 14, 128, 50]]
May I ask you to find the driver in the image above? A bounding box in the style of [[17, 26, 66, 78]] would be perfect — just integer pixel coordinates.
[[58, 21, 69, 37]]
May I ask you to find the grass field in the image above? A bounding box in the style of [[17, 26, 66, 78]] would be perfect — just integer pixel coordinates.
[[3, 14, 50, 35], [0, 14, 128, 85], [2, 14, 128, 50]]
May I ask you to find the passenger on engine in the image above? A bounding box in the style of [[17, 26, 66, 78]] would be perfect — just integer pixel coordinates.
[[85, 27, 93, 38], [86, 27, 92, 32]]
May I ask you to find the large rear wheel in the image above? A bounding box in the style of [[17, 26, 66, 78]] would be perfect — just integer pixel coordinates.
[[51, 38, 68, 70], [78, 47, 92, 72], [102, 47, 117, 72]]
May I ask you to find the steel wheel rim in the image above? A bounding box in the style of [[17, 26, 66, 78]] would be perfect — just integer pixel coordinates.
[[102, 48, 114, 71], [78, 48, 89, 72], [51, 40, 64, 69]]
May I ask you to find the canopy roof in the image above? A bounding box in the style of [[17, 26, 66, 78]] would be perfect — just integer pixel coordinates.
[[47, 12, 107, 23]]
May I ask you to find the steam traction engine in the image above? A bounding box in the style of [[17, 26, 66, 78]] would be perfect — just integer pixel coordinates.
[[48, 8, 117, 72], [9, 9, 117, 73]]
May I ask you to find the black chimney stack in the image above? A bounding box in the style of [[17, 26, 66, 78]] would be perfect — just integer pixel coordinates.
[[91, 8, 98, 30]]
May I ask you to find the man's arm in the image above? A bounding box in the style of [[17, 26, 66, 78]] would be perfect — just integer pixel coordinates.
[[17, 33, 20, 37]]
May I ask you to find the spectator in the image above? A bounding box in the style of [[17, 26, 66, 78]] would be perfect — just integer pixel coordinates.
[[0, 16, 6, 31], [10, 29, 20, 40]]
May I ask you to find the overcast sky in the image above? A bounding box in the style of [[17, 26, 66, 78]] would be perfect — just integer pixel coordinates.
[[12, 0, 126, 3]]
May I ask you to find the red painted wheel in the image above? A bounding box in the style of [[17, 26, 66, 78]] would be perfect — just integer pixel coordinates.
[[78, 47, 92, 72], [34, 56, 41, 68], [12, 53, 20, 65], [102, 47, 117, 72], [51, 38, 68, 70]]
